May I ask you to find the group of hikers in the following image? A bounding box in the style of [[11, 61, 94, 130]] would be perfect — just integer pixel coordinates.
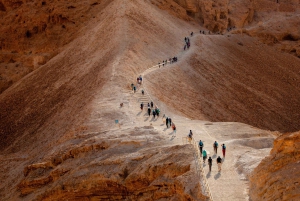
[[164, 115, 176, 135], [140, 101, 161, 118], [132, 29, 232, 173], [184, 36, 191, 50], [188, 130, 226, 172], [158, 57, 178, 68], [201, 139, 226, 172], [130, 75, 143, 93], [136, 75, 143, 84]]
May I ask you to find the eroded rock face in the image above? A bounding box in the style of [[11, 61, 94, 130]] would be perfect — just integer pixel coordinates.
[[170, 0, 254, 32], [249, 131, 300, 200], [17, 137, 207, 201]]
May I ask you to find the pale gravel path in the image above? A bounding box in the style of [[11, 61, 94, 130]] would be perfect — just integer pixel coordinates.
[[124, 33, 274, 201]]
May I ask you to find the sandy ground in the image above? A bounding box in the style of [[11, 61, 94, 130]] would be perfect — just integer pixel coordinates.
[[0, 0, 298, 200]]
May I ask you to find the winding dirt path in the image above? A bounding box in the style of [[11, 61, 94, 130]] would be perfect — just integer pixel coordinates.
[[126, 33, 270, 201]]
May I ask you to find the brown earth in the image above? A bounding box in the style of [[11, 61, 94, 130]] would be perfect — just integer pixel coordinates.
[[249, 131, 300, 201], [0, 0, 300, 200], [146, 34, 300, 132]]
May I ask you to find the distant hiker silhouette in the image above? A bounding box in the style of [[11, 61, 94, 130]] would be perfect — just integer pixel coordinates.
[[152, 109, 156, 118], [147, 107, 151, 116], [150, 101, 154, 108], [203, 150, 207, 163], [140, 103, 143, 110], [199, 140, 204, 156], [213, 141, 218, 154], [208, 157, 212, 171], [155, 108, 160, 117], [166, 117, 169, 128], [142, 90, 144, 95], [217, 156, 222, 172], [172, 123, 176, 135], [222, 144, 226, 157]]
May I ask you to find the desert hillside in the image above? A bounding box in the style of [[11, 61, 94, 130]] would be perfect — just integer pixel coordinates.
[[0, 0, 299, 201], [249, 131, 300, 200]]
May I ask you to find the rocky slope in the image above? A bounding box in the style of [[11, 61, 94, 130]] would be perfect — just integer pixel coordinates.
[[146, 34, 300, 133], [171, 0, 300, 57], [249, 131, 300, 201], [0, 0, 112, 93], [12, 128, 205, 201], [1, 0, 299, 94], [0, 0, 207, 200], [0, 0, 299, 200]]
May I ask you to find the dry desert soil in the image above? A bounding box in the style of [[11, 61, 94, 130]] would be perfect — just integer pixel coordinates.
[[0, 0, 299, 200]]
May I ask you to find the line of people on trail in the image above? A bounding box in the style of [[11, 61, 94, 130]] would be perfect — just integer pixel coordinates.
[[188, 130, 227, 173], [163, 115, 176, 135], [200, 140, 226, 172], [131, 83, 137, 93], [141, 101, 161, 118], [158, 57, 178, 68], [137, 75, 143, 84], [131, 75, 143, 93], [184, 37, 190, 50]]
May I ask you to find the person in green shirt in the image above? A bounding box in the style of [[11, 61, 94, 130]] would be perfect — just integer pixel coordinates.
[[202, 149, 207, 163]]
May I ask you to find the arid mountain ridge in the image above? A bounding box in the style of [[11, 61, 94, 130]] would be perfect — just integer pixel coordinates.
[[0, 0, 300, 200]]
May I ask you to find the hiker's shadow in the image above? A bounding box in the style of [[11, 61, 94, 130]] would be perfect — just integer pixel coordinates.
[[214, 172, 221, 180], [170, 135, 175, 141], [160, 124, 164, 126], [137, 111, 142, 116], [168, 131, 173, 135], [163, 128, 168, 131], [144, 117, 150, 122], [212, 155, 217, 159], [206, 172, 211, 179]]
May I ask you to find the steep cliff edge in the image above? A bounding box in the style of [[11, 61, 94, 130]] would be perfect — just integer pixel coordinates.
[[249, 131, 300, 201]]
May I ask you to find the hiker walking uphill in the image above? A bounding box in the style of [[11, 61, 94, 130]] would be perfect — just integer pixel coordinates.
[[216, 156, 222, 172], [150, 101, 154, 108], [165, 117, 169, 128], [152, 109, 156, 118], [188, 130, 193, 143], [208, 156, 212, 172], [203, 149, 207, 163], [147, 107, 151, 117], [169, 117, 172, 128], [199, 140, 204, 156], [140, 103, 144, 111], [155, 107, 160, 117], [222, 144, 226, 157], [213, 141, 219, 154], [171, 123, 176, 135]]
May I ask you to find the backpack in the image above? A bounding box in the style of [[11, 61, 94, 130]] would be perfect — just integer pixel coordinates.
[[222, 144, 226, 149], [199, 141, 203, 146], [214, 142, 218, 147]]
